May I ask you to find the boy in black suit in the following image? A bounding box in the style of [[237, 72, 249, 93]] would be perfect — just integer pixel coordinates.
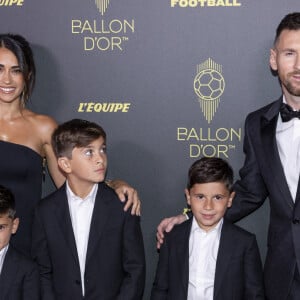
[[151, 157, 264, 300], [31, 119, 146, 300], [0, 185, 39, 300]]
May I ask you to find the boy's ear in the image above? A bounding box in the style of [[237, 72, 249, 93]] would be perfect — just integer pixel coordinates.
[[227, 191, 235, 208], [11, 217, 19, 234], [57, 157, 72, 174], [185, 189, 191, 206]]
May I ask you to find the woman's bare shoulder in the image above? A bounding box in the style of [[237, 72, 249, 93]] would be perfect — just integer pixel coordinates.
[[24, 110, 58, 141], [27, 110, 57, 130]]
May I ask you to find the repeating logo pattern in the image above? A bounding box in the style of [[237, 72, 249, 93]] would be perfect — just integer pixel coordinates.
[[193, 58, 225, 123]]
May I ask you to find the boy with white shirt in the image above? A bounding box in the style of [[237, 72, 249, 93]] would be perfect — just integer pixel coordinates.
[[32, 119, 145, 300], [151, 157, 264, 300]]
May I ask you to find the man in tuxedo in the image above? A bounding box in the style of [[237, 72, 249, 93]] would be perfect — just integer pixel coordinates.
[[32, 119, 145, 300], [156, 12, 300, 300]]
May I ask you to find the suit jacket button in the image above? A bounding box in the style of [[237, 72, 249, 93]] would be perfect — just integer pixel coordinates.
[[293, 219, 300, 224]]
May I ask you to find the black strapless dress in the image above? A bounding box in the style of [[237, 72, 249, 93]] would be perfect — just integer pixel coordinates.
[[0, 141, 43, 255]]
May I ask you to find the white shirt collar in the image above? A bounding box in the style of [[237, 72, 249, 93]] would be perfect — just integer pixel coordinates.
[[277, 95, 300, 132], [0, 244, 9, 274], [191, 216, 223, 237], [277, 95, 300, 140], [66, 181, 98, 203]]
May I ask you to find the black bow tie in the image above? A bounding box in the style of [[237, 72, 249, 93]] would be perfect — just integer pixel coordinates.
[[280, 103, 300, 122]]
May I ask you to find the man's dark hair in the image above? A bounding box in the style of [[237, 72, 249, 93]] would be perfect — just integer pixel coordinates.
[[274, 12, 300, 45]]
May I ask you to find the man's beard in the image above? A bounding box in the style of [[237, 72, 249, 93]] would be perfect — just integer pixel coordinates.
[[282, 72, 300, 97]]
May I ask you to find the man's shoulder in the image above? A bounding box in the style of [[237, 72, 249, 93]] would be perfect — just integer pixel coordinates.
[[246, 97, 281, 123]]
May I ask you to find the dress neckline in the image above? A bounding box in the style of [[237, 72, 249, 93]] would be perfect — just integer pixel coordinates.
[[0, 140, 43, 159]]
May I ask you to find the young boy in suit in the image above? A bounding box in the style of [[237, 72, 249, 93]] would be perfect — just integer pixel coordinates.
[[151, 157, 264, 300], [31, 119, 146, 300], [0, 185, 39, 300]]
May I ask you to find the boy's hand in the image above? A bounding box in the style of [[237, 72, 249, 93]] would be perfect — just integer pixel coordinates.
[[109, 179, 141, 215], [156, 214, 186, 249]]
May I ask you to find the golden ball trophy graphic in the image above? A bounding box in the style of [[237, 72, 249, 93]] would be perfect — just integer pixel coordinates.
[[194, 58, 225, 123], [95, 0, 110, 15]]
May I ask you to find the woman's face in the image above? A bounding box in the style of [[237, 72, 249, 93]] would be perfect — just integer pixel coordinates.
[[0, 47, 25, 105]]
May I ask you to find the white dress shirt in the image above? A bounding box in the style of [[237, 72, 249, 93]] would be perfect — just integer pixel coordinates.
[[0, 244, 9, 275], [276, 96, 300, 201], [66, 182, 98, 296], [187, 218, 223, 300]]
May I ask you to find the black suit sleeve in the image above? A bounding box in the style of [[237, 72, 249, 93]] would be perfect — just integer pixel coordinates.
[[117, 213, 146, 300], [150, 234, 170, 300], [31, 207, 56, 300], [226, 115, 269, 222]]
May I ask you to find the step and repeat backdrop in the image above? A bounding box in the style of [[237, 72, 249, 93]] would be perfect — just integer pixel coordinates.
[[1, 0, 299, 298]]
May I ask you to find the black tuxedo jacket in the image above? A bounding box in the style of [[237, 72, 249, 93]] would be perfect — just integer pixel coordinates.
[[31, 182, 145, 300], [0, 245, 39, 300], [151, 218, 264, 300], [226, 97, 300, 299]]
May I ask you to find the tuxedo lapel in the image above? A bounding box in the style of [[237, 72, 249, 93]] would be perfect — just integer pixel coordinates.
[[176, 219, 192, 294], [0, 247, 18, 299], [213, 221, 233, 299], [293, 165, 300, 209], [260, 98, 294, 208], [294, 182, 300, 208], [54, 185, 79, 264], [85, 183, 110, 264]]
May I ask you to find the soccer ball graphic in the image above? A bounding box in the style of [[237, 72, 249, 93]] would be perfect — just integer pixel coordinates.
[[193, 69, 225, 101], [95, 0, 110, 15]]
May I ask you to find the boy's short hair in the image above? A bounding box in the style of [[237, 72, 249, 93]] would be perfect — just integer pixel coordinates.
[[187, 157, 234, 191], [0, 185, 16, 219], [52, 119, 106, 159]]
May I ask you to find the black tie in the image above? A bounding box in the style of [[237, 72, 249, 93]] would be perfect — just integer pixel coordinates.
[[280, 103, 300, 122]]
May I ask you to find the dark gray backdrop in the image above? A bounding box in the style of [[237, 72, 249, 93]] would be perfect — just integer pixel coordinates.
[[1, 1, 299, 298]]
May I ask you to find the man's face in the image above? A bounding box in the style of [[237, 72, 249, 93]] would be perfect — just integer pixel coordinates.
[[270, 29, 300, 106]]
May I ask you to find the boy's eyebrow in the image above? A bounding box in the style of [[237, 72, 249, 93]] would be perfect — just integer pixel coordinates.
[[191, 192, 204, 196], [82, 143, 106, 148]]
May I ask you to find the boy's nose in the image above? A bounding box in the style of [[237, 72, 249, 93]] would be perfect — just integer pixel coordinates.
[[203, 199, 213, 210], [95, 153, 104, 164]]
